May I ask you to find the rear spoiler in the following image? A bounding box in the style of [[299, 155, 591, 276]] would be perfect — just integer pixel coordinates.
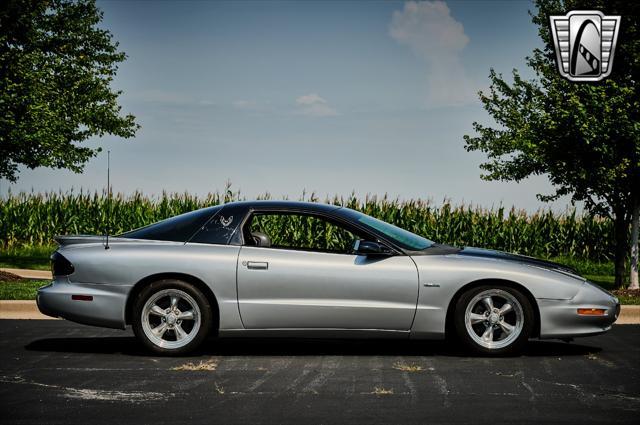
[[54, 235, 107, 246]]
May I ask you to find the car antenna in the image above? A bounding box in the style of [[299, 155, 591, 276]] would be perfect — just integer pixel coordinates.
[[105, 150, 111, 250]]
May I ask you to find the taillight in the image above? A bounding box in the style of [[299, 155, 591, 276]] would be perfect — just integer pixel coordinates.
[[51, 252, 74, 276]]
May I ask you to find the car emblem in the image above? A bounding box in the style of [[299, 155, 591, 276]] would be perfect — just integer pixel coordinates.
[[220, 215, 233, 227], [549, 10, 621, 82]]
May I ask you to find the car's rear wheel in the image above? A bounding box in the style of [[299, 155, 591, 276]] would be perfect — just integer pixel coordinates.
[[454, 285, 534, 356], [132, 279, 212, 356]]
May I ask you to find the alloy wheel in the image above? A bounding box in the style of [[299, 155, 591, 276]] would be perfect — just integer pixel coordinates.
[[141, 289, 202, 349], [463, 289, 524, 350]]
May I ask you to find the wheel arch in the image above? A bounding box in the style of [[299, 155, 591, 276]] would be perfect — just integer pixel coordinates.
[[444, 278, 541, 338], [125, 272, 220, 334]]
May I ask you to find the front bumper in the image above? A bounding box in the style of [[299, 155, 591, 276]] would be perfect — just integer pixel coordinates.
[[37, 278, 128, 329], [538, 281, 619, 339]]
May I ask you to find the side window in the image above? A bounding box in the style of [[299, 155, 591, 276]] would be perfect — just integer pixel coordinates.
[[189, 205, 243, 245], [247, 212, 363, 254]]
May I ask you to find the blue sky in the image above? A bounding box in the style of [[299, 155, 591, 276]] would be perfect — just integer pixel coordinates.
[[5, 0, 575, 212]]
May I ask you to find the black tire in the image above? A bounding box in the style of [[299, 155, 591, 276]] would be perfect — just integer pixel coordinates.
[[453, 285, 535, 356], [132, 279, 213, 356]]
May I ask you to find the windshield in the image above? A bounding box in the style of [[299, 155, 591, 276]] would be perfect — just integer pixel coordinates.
[[345, 210, 434, 251]]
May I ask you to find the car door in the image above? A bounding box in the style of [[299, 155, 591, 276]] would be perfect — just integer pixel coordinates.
[[236, 211, 419, 330]]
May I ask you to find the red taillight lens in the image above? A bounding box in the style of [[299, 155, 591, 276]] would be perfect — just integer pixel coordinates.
[[71, 295, 93, 301]]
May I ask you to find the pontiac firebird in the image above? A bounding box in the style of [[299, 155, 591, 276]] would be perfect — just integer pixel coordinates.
[[37, 201, 619, 355]]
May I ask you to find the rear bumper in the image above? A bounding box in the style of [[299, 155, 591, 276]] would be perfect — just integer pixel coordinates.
[[37, 278, 128, 329], [538, 281, 619, 339]]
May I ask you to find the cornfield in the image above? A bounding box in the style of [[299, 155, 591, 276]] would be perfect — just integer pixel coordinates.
[[0, 190, 614, 261]]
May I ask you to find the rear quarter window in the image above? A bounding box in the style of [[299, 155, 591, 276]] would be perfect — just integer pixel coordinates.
[[189, 205, 244, 245], [120, 206, 220, 242]]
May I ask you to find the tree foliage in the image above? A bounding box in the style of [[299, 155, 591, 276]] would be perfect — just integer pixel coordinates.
[[0, 0, 139, 182], [464, 0, 639, 286]]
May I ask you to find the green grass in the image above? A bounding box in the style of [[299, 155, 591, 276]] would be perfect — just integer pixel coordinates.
[[616, 296, 640, 305], [584, 274, 615, 290], [0, 280, 49, 300], [549, 256, 614, 276], [0, 245, 53, 270]]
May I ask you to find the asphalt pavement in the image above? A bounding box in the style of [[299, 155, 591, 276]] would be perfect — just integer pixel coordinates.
[[0, 320, 639, 424]]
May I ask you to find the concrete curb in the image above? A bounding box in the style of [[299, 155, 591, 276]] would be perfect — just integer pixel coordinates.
[[0, 300, 56, 320], [1, 300, 639, 323], [616, 305, 640, 324], [1, 268, 52, 280]]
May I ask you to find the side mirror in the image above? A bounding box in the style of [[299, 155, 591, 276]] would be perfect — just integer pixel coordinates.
[[353, 240, 393, 256]]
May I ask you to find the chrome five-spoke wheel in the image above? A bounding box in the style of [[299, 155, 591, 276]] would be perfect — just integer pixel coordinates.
[[133, 279, 213, 355], [454, 285, 534, 355], [464, 289, 523, 350], [141, 289, 201, 349]]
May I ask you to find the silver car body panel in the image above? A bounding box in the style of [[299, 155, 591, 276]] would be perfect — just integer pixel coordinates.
[[37, 202, 619, 342], [536, 281, 619, 338], [37, 278, 128, 329], [409, 254, 616, 339], [39, 239, 243, 330], [237, 246, 419, 330]]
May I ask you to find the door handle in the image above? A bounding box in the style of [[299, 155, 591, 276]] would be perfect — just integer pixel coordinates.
[[246, 261, 268, 270]]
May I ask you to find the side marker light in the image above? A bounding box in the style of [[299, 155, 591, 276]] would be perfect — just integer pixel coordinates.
[[71, 295, 93, 301], [577, 308, 606, 316]]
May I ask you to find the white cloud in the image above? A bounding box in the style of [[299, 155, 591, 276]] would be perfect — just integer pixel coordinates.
[[296, 93, 326, 106], [232, 99, 259, 110], [295, 93, 338, 117], [390, 1, 477, 107]]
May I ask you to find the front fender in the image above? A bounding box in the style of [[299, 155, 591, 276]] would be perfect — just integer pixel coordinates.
[[409, 254, 584, 338]]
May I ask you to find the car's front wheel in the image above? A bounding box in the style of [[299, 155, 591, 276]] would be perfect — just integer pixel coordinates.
[[454, 285, 534, 356], [132, 279, 213, 356]]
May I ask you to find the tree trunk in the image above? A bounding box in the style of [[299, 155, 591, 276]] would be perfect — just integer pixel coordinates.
[[630, 198, 640, 290], [613, 211, 629, 288]]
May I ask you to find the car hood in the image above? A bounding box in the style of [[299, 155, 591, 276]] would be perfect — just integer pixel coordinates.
[[456, 247, 579, 276]]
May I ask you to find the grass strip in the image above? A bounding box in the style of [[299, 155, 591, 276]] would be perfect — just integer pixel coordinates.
[[0, 280, 49, 300]]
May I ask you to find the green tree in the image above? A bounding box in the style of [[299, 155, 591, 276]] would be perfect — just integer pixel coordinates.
[[0, 0, 139, 182], [464, 0, 639, 288]]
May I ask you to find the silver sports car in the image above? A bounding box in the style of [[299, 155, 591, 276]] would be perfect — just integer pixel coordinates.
[[37, 201, 619, 355]]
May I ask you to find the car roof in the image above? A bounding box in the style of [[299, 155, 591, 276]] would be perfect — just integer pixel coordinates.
[[223, 200, 342, 213]]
